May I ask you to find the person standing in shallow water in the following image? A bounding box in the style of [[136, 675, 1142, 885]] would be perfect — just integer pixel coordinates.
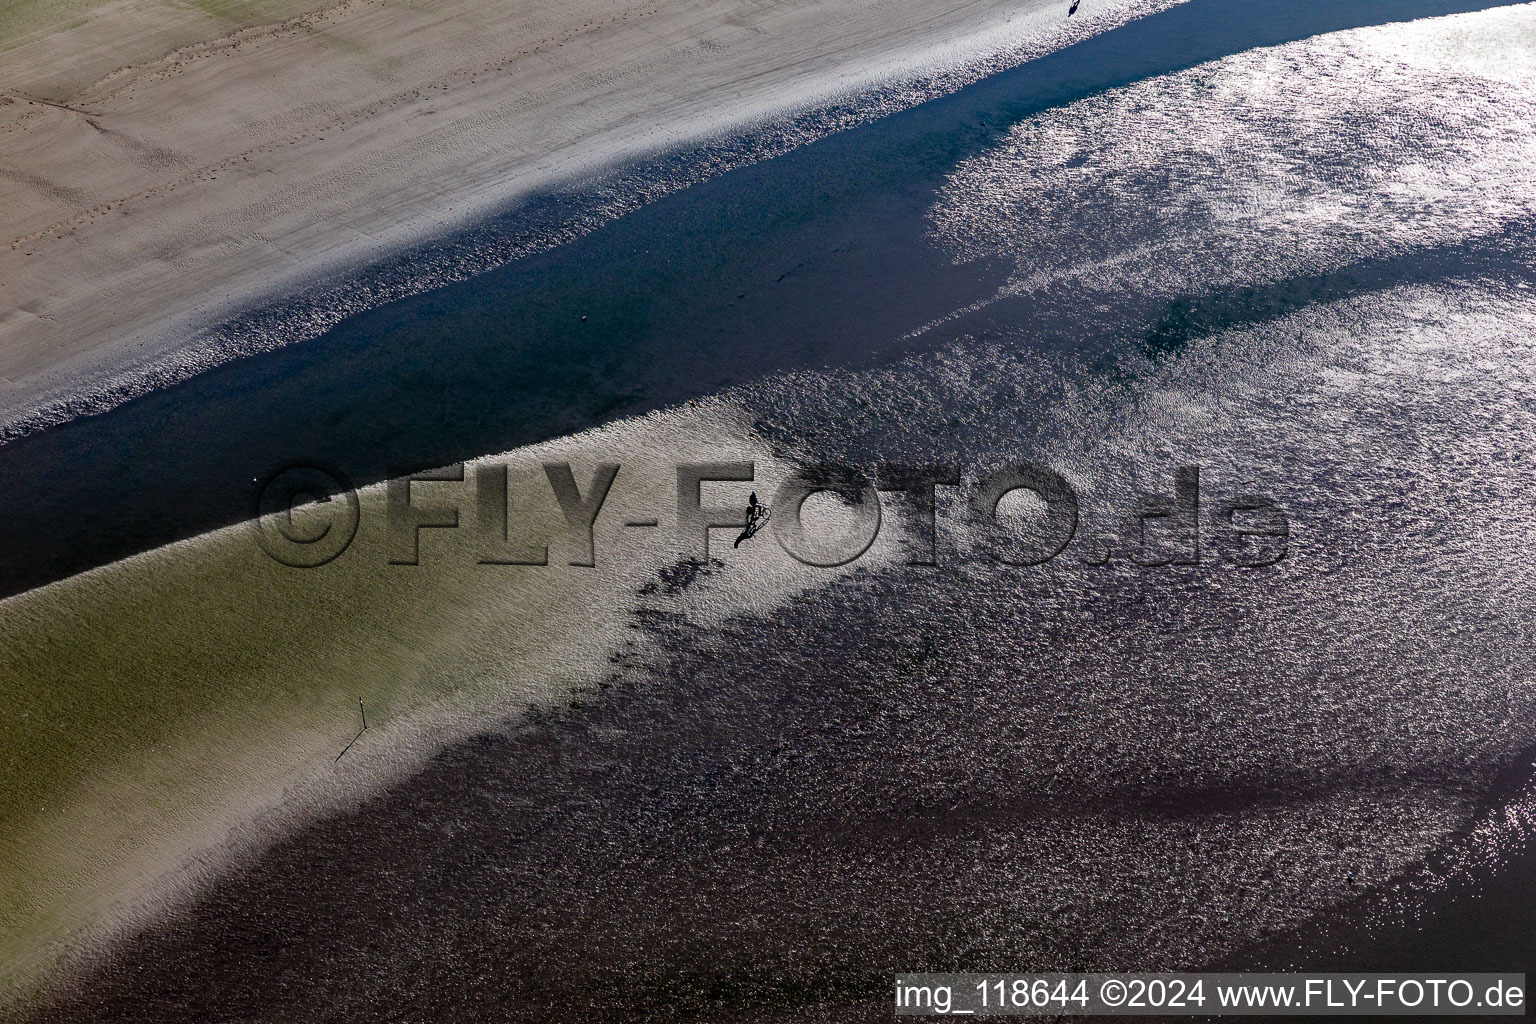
[[734, 492, 770, 548]]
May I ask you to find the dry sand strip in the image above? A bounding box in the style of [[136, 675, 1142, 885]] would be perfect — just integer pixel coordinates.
[[0, 0, 1167, 432]]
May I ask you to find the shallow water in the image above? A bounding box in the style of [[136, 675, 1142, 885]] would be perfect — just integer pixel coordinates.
[[0, 0, 1513, 599], [9, 0, 1536, 1018], [27, 280, 1536, 1020]]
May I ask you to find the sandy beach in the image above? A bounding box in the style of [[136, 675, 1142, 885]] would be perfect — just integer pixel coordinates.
[[0, 0, 1160, 435]]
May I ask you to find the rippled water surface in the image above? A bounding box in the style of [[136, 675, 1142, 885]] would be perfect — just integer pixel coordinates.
[[14, 2, 1536, 1020]]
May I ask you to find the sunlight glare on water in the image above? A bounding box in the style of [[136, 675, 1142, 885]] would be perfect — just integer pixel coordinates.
[[928, 4, 1536, 307]]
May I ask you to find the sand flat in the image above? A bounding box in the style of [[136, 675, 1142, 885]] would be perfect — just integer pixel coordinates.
[[0, 396, 899, 1002], [0, 0, 1135, 424]]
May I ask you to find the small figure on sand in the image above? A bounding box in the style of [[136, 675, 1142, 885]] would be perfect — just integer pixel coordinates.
[[1068, 0, 1080, 15], [734, 491, 771, 548]]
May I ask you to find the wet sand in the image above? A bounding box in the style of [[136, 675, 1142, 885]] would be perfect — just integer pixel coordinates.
[[23, 277, 1536, 1021], [6, 0, 1536, 1017], [0, 0, 1155, 436], [0, 399, 903, 1003]]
